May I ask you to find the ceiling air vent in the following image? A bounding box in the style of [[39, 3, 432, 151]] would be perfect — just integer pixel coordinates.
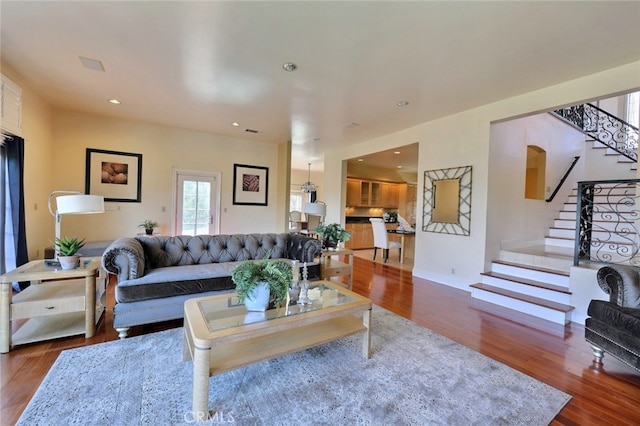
[[245, 129, 259, 134]]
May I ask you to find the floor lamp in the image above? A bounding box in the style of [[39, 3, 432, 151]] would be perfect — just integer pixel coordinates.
[[48, 191, 105, 255]]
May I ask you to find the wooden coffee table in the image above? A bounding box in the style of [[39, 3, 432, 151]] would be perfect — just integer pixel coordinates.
[[183, 280, 372, 421]]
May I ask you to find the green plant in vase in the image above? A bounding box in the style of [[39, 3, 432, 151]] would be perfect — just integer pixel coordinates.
[[53, 236, 86, 270], [315, 223, 351, 249], [231, 257, 293, 311], [138, 220, 159, 235]]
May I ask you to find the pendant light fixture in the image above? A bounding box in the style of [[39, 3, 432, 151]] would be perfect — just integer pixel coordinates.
[[301, 163, 317, 193]]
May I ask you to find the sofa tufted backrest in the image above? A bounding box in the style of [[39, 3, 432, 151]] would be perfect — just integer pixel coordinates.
[[137, 233, 292, 269]]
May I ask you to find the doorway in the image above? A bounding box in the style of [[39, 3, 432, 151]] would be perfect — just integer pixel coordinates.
[[173, 170, 221, 236]]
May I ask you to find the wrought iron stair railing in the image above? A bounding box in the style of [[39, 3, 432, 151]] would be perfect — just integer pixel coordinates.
[[552, 103, 639, 162], [574, 179, 640, 267]]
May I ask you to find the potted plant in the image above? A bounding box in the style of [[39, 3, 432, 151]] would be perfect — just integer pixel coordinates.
[[315, 223, 351, 249], [53, 236, 85, 270], [138, 220, 159, 235], [231, 257, 293, 311]]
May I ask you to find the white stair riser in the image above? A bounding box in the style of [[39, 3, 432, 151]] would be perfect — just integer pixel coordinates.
[[480, 275, 571, 304], [471, 288, 569, 325], [553, 219, 635, 231], [562, 203, 637, 213], [553, 219, 575, 229], [567, 194, 638, 203], [548, 228, 636, 242], [491, 262, 569, 286], [558, 211, 637, 221], [545, 237, 574, 248], [497, 252, 572, 274]]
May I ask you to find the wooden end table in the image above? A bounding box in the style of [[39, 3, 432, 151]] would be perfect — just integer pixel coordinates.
[[183, 280, 372, 421], [320, 248, 354, 289], [0, 257, 105, 353]]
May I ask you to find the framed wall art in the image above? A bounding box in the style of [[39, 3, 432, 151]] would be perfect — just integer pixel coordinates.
[[85, 148, 143, 202], [232, 163, 269, 206]]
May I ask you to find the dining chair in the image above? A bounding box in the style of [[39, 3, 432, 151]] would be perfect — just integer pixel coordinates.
[[289, 210, 302, 232], [306, 214, 322, 236], [369, 218, 401, 263]]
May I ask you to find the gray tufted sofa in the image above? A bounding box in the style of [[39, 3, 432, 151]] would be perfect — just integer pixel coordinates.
[[102, 233, 321, 338]]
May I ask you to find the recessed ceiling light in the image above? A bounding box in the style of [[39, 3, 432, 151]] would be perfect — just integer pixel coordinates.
[[282, 63, 298, 72], [108, 99, 121, 105], [397, 165, 403, 169], [357, 159, 364, 162], [232, 122, 240, 127], [394, 151, 400, 155], [396, 101, 409, 107]]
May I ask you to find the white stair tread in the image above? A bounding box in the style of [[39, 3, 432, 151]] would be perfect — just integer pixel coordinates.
[[470, 283, 574, 313]]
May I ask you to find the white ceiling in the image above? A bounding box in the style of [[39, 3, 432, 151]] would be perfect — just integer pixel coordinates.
[[2, 1, 639, 173]]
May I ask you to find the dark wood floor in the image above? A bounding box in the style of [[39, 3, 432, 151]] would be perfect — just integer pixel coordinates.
[[2, 257, 639, 425]]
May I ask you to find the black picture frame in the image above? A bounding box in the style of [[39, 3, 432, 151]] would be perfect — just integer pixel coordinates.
[[85, 148, 143, 202], [232, 163, 269, 206]]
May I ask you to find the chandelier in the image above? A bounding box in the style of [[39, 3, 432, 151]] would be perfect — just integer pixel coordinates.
[[301, 163, 317, 193]]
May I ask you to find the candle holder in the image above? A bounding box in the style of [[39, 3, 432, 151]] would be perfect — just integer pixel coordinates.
[[297, 262, 313, 305]]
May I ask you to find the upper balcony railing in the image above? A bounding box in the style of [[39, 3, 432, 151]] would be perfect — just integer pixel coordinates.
[[552, 103, 639, 162]]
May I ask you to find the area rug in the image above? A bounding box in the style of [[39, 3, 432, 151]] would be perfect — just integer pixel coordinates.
[[18, 306, 570, 425]]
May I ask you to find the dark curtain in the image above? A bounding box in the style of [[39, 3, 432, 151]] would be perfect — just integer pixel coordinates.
[[5, 135, 29, 278]]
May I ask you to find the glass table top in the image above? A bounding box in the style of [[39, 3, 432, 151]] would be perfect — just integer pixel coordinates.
[[198, 282, 358, 333], [0, 257, 100, 281]]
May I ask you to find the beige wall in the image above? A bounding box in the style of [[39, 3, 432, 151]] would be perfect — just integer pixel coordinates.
[[486, 113, 585, 258], [49, 110, 284, 242]]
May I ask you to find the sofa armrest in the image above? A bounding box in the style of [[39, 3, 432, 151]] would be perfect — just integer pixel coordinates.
[[596, 265, 640, 308], [101, 237, 146, 282], [286, 234, 322, 263]]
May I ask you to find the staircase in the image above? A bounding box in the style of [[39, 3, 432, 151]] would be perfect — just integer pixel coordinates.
[[471, 106, 639, 327], [472, 184, 640, 328], [470, 250, 574, 326]]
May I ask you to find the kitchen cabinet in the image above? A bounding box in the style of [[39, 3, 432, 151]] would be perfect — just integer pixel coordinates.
[[345, 223, 374, 249], [346, 178, 399, 208], [380, 183, 399, 207], [346, 179, 361, 207]]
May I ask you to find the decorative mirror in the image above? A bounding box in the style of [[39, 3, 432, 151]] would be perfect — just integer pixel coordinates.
[[422, 165, 472, 235]]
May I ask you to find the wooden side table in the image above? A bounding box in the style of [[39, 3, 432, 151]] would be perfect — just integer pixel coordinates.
[[0, 257, 105, 353], [320, 248, 354, 290]]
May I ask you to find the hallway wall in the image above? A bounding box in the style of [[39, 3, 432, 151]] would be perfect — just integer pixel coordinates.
[[485, 113, 585, 262]]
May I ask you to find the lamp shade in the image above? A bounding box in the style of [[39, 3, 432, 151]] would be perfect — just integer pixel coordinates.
[[303, 202, 326, 216], [56, 194, 104, 215]]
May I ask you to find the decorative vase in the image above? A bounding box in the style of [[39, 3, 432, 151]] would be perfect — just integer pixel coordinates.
[[145, 228, 153, 235], [58, 255, 80, 270], [244, 282, 270, 312], [323, 240, 337, 250]]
